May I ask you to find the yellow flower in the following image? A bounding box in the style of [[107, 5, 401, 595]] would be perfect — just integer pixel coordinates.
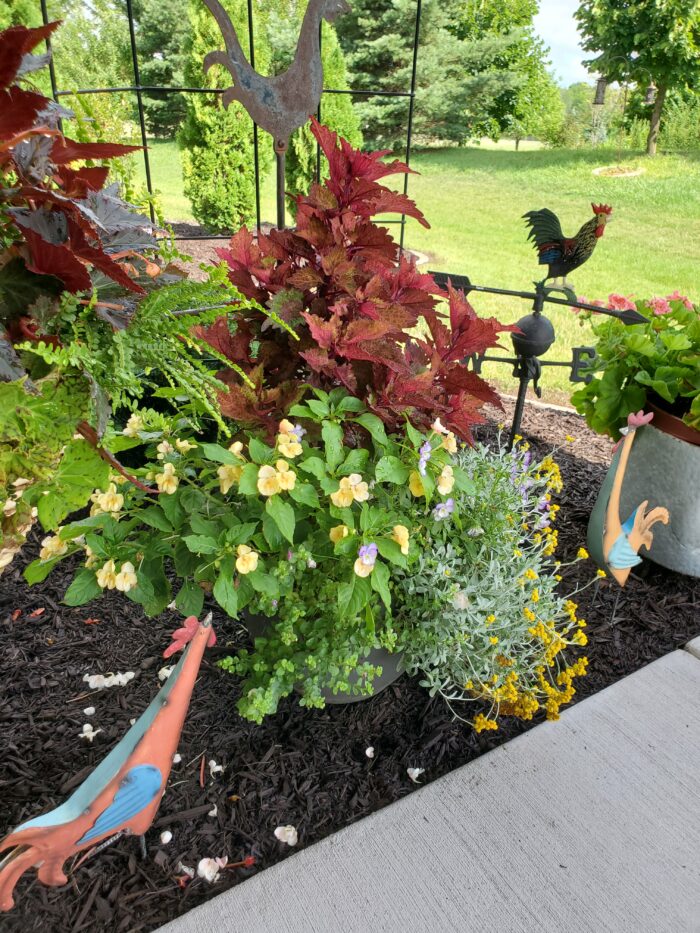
[[277, 433, 302, 459], [565, 435, 575, 443], [523, 606, 536, 622], [437, 464, 454, 495], [524, 568, 538, 581], [122, 413, 144, 437], [39, 534, 68, 561], [229, 441, 245, 457], [391, 524, 410, 555], [329, 524, 350, 544], [94, 483, 124, 513], [218, 464, 242, 494], [156, 462, 179, 495], [489, 636, 499, 645], [175, 439, 197, 453], [486, 614, 496, 625], [115, 561, 138, 592], [331, 474, 367, 506], [279, 419, 295, 435], [84, 545, 98, 568], [353, 557, 375, 578], [236, 544, 259, 575], [513, 548, 522, 557], [577, 547, 589, 560], [157, 440, 174, 460], [572, 630, 588, 646], [96, 559, 117, 590], [473, 713, 498, 733], [596, 568, 607, 579], [531, 588, 540, 602], [275, 460, 296, 491], [408, 470, 425, 497], [442, 432, 457, 454], [257, 464, 281, 497], [347, 473, 369, 502]]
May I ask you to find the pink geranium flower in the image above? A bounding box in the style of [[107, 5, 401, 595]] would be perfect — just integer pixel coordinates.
[[628, 410, 654, 429], [648, 296, 672, 316], [607, 293, 636, 311], [163, 615, 216, 658], [666, 290, 694, 311]]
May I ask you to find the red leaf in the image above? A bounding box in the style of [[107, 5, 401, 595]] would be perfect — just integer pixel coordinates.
[[55, 165, 109, 198], [51, 138, 142, 164], [68, 222, 145, 294], [23, 229, 92, 292], [0, 86, 49, 139], [0, 22, 59, 89]]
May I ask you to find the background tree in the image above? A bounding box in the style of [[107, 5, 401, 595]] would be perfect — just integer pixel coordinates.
[[508, 53, 565, 148], [576, 0, 700, 155], [132, 0, 189, 137], [179, 0, 273, 231], [0, 0, 41, 29]]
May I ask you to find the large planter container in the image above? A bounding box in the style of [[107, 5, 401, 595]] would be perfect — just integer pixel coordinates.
[[590, 413, 700, 578], [243, 613, 404, 705]]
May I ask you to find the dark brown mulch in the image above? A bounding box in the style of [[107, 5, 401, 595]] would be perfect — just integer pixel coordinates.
[[1, 403, 698, 933]]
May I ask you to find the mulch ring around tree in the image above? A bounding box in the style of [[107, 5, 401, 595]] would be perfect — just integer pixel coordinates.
[[1, 402, 698, 933]]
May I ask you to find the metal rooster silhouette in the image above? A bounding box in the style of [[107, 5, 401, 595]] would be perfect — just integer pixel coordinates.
[[0, 615, 215, 911], [202, 0, 351, 228]]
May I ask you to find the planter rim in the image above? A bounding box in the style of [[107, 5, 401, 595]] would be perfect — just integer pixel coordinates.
[[648, 401, 700, 447]]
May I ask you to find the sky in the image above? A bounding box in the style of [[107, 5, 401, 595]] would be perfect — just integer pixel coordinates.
[[534, 0, 590, 87]]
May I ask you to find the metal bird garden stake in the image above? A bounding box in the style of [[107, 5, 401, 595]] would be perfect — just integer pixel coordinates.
[[202, 0, 351, 229], [0, 615, 215, 911]]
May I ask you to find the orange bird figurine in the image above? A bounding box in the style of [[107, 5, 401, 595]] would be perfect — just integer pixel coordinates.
[[0, 614, 215, 911]]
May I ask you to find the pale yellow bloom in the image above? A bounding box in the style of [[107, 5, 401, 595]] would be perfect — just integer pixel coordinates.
[[277, 433, 302, 458], [348, 473, 369, 502], [96, 559, 117, 590], [331, 477, 355, 508], [329, 524, 350, 544], [408, 470, 425, 497], [431, 418, 448, 435], [275, 460, 296, 491], [437, 464, 454, 495], [122, 413, 144, 437], [40, 534, 68, 561], [156, 462, 179, 495], [115, 561, 138, 592], [391, 524, 410, 555], [84, 545, 99, 568], [175, 439, 198, 453], [353, 557, 374, 577], [442, 432, 457, 454], [236, 544, 259, 575], [257, 465, 281, 497], [229, 441, 245, 457], [157, 440, 174, 460], [279, 419, 295, 435], [95, 483, 124, 513], [218, 464, 242, 494]]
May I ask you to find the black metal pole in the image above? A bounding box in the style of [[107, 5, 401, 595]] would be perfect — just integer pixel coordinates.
[[508, 358, 531, 451], [316, 20, 323, 184], [39, 0, 60, 119], [124, 0, 155, 224], [400, 0, 422, 252], [247, 0, 261, 232], [275, 143, 286, 230]]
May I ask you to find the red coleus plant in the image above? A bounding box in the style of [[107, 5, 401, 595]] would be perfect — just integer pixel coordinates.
[[0, 21, 153, 301], [197, 118, 513, 441]]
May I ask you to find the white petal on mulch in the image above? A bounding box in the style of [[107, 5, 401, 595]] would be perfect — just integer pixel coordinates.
[[365, 746, 375, 759], [80, 723, 101, 742], [82, 706, 96, 716], [158, 666, 174, 682], [160, 831, 173, 845], [173, 753, 182, 764], [197, 857, 228, 883], [209, 759, 224, 778], [83, 671, 135, 690], [176, 862, 195, 879], [274, 825, 298, 846], [208, 804, 218, 818], [407, 767, 425, 783]]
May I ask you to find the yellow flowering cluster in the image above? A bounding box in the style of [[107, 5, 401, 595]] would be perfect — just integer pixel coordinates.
[[537, 657, 588, 720], [473, 713, 499, 733], [537, 455, 563, 494], [218, 442, 246, 494], [235, 544, 259, 575], [39, 533, 68, 561], [155, 462, 179, 495], [96, 559, 138, 592], [258, 460, 296, 497], [276, 419, 303, 459], [330, 473, 369, 507], [91, 483, 124, 515]]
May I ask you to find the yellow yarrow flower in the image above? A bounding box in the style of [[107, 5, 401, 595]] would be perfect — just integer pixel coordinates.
[[408, 470, 425, 497], [577, 547, 589, 560], [155, 462, 179, 495], [236, 544, 259, 575], [329, 524, 350, 544], [596, 568, 607, 578], [391, 524, 410, 555], [218, 464, 242, 494], [489, 636, 499, 645], [473, 713, 498, 733]]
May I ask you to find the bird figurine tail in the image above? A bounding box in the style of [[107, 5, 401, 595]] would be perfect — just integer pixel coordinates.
[[0, 614, 214, 911]]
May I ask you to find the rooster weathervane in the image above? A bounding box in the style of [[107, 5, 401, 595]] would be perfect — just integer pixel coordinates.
[[202, 0, 351, 229]]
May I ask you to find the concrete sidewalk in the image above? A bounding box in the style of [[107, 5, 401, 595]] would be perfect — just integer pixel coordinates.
[[159, 647, 700, 933]]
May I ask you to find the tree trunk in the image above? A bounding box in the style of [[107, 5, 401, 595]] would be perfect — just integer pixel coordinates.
[[515, 136, 520, 151], [646, 83, 667, 156]]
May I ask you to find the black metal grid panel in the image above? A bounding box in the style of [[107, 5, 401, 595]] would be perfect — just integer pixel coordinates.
[[38, 0, 423, 244]]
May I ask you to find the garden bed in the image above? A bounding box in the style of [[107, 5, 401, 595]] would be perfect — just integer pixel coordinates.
[[1, 401, 698, 933]]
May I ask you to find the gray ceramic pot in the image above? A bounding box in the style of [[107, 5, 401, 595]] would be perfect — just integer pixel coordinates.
[[243, 612, 404, 705]]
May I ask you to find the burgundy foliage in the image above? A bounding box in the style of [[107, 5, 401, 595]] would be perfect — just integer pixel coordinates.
[[197, 118, 513, 440]]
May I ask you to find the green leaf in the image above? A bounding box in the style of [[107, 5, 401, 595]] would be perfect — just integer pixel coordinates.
[[354, 412, 388, 447], [265, 496, 295, 544], [189, 513, 222, 537], [298, 456, 326, 481], [337, 574, 371, 619], [338, 448, 369, 476], [452, 466, 475, 494], [248, 570, 279, 598], [238, 462, 259, 495], [160, 491, 186, 529], [59, 513, 112, 539], [213, 556, 238, 616], [371, 560, 391, 610], [336, 396, 365, 413], [24, 555, 62, 585], [37, 440, 109, 531], [175, 580, 204, 617], [288, 403, 315, 420], [199, 442, 239, 464], [174, 540, 200, 577], [180, 486, 206, 513], [224, 522, 258, 546], [248, 437, 273, 464], [307, 398, 330, 418], [141, 506, 174, 533], [376, 538, 407, 568], [375, 455, 410, 484], [262, 512, 283, 549], [322, 420, 344, 471], [63, 569, 101, 606], [183, 535, 219, 554], [405, 421, 425, 449], [289, 482, 320, 508]]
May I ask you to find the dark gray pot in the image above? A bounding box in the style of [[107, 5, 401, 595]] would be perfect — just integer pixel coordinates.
[[243, 612, 404, 705]]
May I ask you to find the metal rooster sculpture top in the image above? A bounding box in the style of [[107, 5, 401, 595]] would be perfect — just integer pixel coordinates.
[[523, 203, 612, 297], [0, 615, 215, 912], [202, 0, 351, 227]]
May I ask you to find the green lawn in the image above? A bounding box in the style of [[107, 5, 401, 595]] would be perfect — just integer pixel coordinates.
[[137, 139, 700, 398]]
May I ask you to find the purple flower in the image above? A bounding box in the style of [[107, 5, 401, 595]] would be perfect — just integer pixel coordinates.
[[287, 550, 294, 561], [291, 424, 306, 440], [537, 498, 550, 512], [432, 498, 455, 521], [418, 441, 432, 476], [522, 451, 532, 468], [358, 543, 378, 565]]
